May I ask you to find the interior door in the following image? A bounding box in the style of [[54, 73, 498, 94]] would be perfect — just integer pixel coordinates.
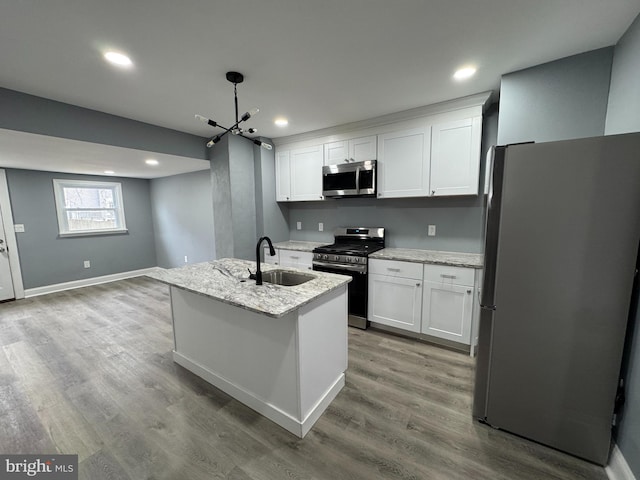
[[0, 206, 15, 301]]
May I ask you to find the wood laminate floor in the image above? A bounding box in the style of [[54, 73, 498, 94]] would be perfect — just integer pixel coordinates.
[[0, 277, 607, 480]]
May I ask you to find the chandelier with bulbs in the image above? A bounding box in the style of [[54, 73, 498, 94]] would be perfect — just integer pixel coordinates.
[[195, 71, 272, 150]]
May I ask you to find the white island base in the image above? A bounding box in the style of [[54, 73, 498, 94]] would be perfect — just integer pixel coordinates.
[[169, 284, 348, 438]]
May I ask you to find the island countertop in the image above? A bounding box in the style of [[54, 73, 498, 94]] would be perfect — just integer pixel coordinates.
[[146, 258, 351, 318]]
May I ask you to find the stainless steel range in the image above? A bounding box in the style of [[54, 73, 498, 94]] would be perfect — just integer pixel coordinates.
[[312, 227, 385, 329]]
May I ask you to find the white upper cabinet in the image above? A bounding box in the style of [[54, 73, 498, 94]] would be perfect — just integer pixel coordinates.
[[323, 135, 377, 165], [430, 116, 482, 196], [290, 145, 324, 201], [276, 150, 291, 202], [377, 126, 431, 198]]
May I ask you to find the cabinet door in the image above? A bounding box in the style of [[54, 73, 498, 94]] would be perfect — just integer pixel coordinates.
[[275, 150, 291, 201], [421, 281, 473, 344], [430, 116, 482, 196], [279, 250, 313, 270], [290, 145, 324, 201], [368, 273, 423, 332], [377, 127, 430, 198], [324, 141, 349, 165], [263, 246, 279, 265], [349, 136, 377, 162]]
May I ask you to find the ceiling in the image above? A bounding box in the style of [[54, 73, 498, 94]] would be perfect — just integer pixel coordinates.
[[0, 0, 638, 178]]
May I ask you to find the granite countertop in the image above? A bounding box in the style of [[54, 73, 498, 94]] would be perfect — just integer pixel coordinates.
[[271, 240, 327, 252], [146, 258, 350, 318], [370, 248, 483, 268]]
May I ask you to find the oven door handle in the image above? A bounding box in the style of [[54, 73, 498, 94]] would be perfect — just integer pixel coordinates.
[[313, 261, 367, 273]]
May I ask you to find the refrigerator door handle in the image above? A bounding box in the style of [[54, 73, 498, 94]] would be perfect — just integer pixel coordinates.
[[480, 146, 506, 308]]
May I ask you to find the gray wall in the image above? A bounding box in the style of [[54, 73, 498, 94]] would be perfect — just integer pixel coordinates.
[[150, 170, 215, 268], [254, 140, 289, 243], [6, 169, 156, 289], [210, 135, 258, 261], [288, 196, 485, 253], [497, 48, 614, 145], [0, 88, 207, 159], [605, 13, 640, 477]]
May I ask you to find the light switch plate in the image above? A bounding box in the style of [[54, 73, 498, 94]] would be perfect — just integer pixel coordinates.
[[83, 260, 91, 268], [296, 221, 302, 230], [318, 222, 323, 232], [14, 224, 25, 233], [428, 225, 436, 236]]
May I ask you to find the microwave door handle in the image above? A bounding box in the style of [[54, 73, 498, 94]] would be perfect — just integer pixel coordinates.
[[355, 165, 360, 194]]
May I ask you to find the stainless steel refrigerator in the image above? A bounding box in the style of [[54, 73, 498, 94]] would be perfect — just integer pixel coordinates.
[[473, 133, 640, 466]]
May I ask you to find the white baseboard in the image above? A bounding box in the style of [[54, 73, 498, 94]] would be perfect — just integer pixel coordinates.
[[24, 267, 158, 298], [173, 350, 345, 438], [607, 444, 637, 480]]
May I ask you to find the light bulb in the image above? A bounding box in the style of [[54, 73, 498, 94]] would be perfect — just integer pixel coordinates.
[[195, 114, 208, 123], [248, 107, 259, 117], [261, 142, 273, 150]]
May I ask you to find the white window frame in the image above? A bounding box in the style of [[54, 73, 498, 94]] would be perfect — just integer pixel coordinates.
[[53, 179, 128, 236]]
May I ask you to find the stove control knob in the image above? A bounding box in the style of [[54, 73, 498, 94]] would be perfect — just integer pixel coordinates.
[[322, 254, 328, 260], [334, 255, 340, 262]]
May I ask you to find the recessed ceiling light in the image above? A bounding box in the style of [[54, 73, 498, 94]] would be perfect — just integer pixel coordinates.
[[453, 66, 477, 81], [104, 170, 115, 175], [104, 51, 133, 67], [145, 159, 159, 166], [274, 118, 289, 127]]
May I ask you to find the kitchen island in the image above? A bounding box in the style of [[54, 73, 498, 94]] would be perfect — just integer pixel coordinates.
[[147, 258, 351, 438]]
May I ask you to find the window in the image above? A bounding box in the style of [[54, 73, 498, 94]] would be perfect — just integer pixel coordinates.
[[53, 179, 127, 236]]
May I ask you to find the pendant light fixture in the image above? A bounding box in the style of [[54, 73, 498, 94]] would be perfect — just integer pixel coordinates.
[[195, 71, 272, 150]]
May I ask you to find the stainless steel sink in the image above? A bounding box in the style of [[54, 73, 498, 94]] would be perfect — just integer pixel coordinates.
[[261, 270, 315, 286]]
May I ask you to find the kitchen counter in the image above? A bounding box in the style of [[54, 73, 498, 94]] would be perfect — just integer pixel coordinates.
[[146, 258, 350, 318], [271, 240, 327, 252], [369, 248, 483, 268], [148, 257, 349, 438]]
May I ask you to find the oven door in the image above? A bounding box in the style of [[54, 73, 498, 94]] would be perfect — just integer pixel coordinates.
[[312, 261, 368, 329]]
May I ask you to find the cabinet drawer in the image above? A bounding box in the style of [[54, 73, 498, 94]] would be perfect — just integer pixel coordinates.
[[423, 264, 474, 286], [369, 259, 423, 280], [279, 249, 313, 269]]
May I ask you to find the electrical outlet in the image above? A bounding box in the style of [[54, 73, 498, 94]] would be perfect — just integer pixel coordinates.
[[184, 255, 188, 263], [83, 260, 91, 268], [296, 221, 302, 230], [14, 224, 25, 233], [318, 222, 324, 232], [428, 225, 436, 237]]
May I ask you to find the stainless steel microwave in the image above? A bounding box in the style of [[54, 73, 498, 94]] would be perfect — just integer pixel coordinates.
[[322, 160, 376, 198]]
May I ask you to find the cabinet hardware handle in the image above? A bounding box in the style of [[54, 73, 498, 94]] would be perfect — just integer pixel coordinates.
[[0, 247, 5, 253], [467, 289, 472, 294], [440, 274, 457, 279], [431, 190, 435, 195], [387, 268, 401, 272], [290, 256, 299, 260], [416, 283, 421, 287]]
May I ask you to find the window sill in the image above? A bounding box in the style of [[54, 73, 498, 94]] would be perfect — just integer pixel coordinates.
[[58, 229, 129, 238]]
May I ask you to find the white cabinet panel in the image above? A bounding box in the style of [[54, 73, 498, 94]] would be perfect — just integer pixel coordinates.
[[377, 127, 430, 198], [368, 273, 422, 332], [349, 136, 377, 163], [276, 150, 291, 201], [421, 263, 475, 344], [290, 145, 324, 201], [430, 116, 482, 196], [263, 246, 279, 265], [369, 259, 423, 279], [324, 136, 377, 165], [279, 250, 313, 270], [324, 141, 349, 165], [421, 282, 473, 343]]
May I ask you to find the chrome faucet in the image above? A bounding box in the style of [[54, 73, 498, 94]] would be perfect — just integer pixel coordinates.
[[251, 236, 276, 285]]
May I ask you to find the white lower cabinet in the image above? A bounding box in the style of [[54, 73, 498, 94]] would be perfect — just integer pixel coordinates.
[[263, 246, 279, 265], [368, 260, 423, 333], [421, 264, 474, 344], [278, 249, 313, 270]]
